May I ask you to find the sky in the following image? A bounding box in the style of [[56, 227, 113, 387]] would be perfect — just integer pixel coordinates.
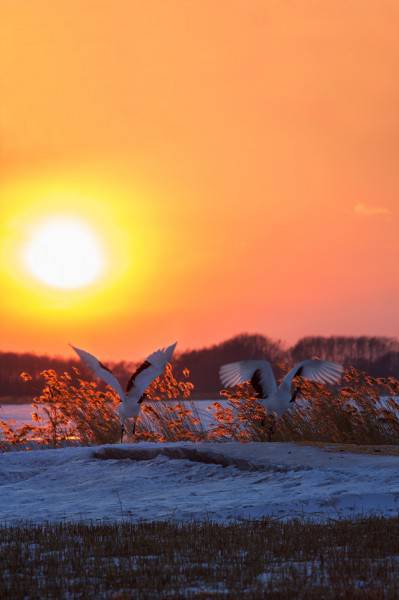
[[1, 0, 398, 361]]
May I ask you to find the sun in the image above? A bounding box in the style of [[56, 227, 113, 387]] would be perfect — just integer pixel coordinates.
[[24, 217, 104, 289]]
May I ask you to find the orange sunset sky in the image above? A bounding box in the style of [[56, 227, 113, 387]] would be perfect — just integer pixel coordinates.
[[1, 1, 398, 361]]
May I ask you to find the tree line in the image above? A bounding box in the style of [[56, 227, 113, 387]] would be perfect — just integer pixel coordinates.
[[1, 334, 399, 401]]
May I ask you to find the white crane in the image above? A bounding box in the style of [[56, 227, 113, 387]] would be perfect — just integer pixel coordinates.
[[71, 342, 177, 442], [220, 358, 343, 439]]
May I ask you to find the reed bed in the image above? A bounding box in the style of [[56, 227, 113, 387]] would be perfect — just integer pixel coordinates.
[[2, 366, 399, 448]]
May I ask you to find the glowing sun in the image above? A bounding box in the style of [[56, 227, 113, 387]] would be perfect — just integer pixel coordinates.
[[24, 217, 104, 289]]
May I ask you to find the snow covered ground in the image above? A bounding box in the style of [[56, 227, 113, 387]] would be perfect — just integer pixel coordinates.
[[1, 441, 399, 524]]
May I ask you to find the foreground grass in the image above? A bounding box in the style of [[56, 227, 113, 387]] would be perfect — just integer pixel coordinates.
[[2, 518, 399, 599]]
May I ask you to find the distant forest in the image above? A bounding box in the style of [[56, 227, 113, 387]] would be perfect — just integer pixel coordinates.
[[1, 334, 399, 401]]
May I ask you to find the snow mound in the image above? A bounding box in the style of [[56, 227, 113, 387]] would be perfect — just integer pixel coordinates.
[[1, 441, 399, 524], [94, 446, 269, 472]]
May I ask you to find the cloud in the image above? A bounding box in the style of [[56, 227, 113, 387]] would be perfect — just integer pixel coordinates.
[[354, 203, 391, 217]]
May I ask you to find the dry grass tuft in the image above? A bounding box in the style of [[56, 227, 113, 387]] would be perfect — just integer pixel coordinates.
[[216, 368, 399, 445]]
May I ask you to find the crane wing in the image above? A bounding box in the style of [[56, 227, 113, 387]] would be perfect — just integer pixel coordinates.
[[283, 359, 343, 389], [70, 345, 125, 400], [126, 342, 177, 400], [219, 360, 277, 398]]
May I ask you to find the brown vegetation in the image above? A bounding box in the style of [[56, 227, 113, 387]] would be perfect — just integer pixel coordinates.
[[212, 367, 399, 445], [2, 364, 399, 449], [0, 364, 197, 448], [3, 517, 399, 598]]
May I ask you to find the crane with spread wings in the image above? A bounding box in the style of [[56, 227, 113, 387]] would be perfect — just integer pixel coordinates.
[[220, 358, 343, 439], [72, 342, 177, 442]]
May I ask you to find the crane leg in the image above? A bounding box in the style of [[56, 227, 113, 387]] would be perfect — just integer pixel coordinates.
[[267, 420, 276, 442], [260, 416, 275, 442], [120, 424, 125, 444]]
